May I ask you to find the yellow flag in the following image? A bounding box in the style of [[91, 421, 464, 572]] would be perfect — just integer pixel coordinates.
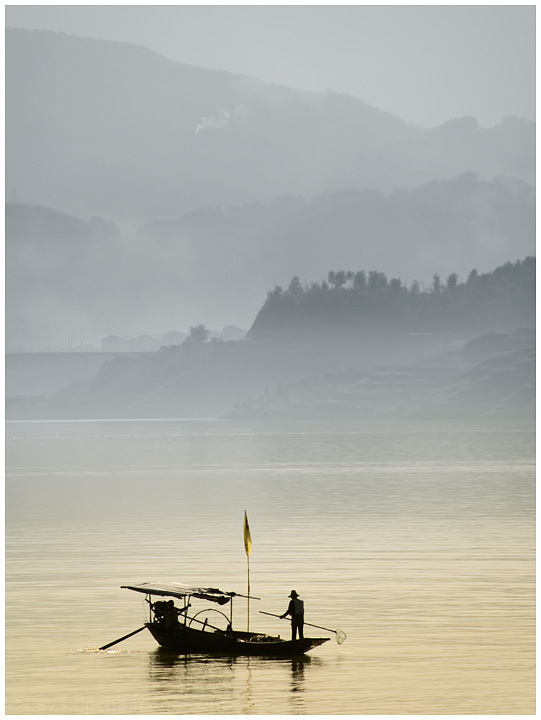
[[243, 510, 252, 557]]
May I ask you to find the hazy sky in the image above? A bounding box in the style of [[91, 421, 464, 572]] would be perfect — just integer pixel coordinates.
[[5, 4, 535, 128]]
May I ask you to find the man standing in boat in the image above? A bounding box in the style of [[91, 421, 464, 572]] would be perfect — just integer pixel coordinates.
[[281, 590, 304, 640]]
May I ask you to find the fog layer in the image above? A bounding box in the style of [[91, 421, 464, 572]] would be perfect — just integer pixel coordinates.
[[5, 26, 535, 428]]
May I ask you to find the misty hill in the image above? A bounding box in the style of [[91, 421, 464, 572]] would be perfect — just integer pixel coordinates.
[[226, 331, 535, 427], [6, 172, 535, 351], [141, 171, 534, 305], [6, 258, 535, 426], [5, 203, 127, 350], [6, 28, 535, 225], [5, 351, 133, 397]]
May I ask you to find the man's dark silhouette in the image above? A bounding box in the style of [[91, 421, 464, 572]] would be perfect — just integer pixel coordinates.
[[281, 590, 304, 640]]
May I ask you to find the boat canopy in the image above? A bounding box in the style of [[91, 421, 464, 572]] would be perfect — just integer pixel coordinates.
[[121, 582, 237, 605]]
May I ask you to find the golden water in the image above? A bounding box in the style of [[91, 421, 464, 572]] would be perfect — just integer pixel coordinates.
[[5, 420, 535, 714]]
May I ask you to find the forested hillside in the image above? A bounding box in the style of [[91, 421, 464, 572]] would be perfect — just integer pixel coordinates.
[[248, 257, 535, 341]]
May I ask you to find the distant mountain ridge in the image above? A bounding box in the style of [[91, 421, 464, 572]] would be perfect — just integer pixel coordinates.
[[6, 28, 535, 224], [6, 172, 535, 350]]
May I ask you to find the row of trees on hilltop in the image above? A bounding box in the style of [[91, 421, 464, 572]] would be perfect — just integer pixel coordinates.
[[326, 269, 458, 293], [249, 257, 535, 339]]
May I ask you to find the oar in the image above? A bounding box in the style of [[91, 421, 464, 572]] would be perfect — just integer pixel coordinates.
[[100, 613, 231, 651], [259, 611, 347, 644], [99, 626, 147, 651]]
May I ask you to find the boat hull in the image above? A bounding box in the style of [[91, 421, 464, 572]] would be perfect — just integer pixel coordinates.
[[146, 622, 329, 656]]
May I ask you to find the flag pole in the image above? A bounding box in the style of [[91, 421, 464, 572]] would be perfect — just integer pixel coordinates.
[[243, 510, 252, 632]]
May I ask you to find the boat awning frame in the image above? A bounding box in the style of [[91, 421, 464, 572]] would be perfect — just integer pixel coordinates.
[[121, 582, 255, 605]]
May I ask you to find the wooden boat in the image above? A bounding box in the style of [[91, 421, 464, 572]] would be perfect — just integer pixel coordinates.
[[119, 581, 330, 657]]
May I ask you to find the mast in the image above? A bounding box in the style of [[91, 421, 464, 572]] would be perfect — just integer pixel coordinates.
[[243, 510, 252, 631]]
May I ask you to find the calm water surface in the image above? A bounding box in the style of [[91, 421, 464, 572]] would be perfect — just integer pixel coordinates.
[[5, 419, 535, 714]]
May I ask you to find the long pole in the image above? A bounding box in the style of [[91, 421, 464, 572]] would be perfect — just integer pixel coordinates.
[[259, 610, 347, 642]]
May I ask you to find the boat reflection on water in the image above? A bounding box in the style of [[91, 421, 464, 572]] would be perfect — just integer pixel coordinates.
[[148, 647, 322, 674], [291, 655, 309, 686], [147, 649, 323, 713], [290, 656, 310, 712]]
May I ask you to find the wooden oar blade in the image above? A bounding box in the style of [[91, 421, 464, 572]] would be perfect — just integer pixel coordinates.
[[99, 626, 147, 651]]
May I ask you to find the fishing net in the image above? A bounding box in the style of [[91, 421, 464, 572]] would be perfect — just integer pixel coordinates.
[[335, 629, 347, 645]]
